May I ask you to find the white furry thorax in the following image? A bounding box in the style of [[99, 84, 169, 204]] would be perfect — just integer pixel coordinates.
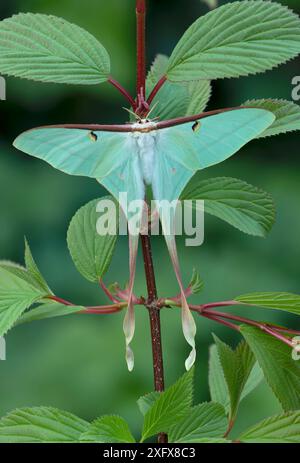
[[131, 120, 158, 185]]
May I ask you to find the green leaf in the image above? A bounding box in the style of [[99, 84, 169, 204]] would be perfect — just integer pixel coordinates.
[[80, 416, 135, 443], [16, 302, 83, 325], [0, 267, 47, 336], [241, 326, 300, 411], [213, 336, 256, 421], [137, 392, 161, 416], [236, 292, 300, 316], [67, 197, 117, 283], [146, 54, 211, 120], [0, 13, 110, 84], [208, 345, 229, 411], [146, 55, 188, 120], [241, 361, 264, 402], [0, 261, 44, 291], [0, 407, 89, 443], [141, 368, 194, 442], [147, 55, 169, 83], [169, 402, 227, 443], [244, 99, 300, 138], [208, 344, 263, 414], [167, 1, 300, 81], [239, 411, 300, 443], [185, 80, 212, 116], [24, 238, 51, 293], [188, 269, 204, 295], [0, 261, 25, 271], [181, 177, 275, 237]]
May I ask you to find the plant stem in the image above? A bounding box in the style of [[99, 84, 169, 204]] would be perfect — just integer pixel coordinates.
[[140, 233, 168, 444], [136, 0, 167, 444], [201, 311, 240, 332], [224, 419, 235, 438], [99, 279, 120, 303], [47, 295, 126, 313], [47, 295, 73, 306], [108, 77, 136, 109], [140, 235, 164, 388], [147, 75, 167, 105], [192, 306, 294, 347], [136, 0, 146, 97]]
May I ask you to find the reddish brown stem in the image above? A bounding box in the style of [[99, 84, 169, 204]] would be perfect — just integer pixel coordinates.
[[262, 325, 294, 347], [167, 298, 298, 346], [136, 0, 146, 98], [47, 295, 73, 306], [267, 325, 300, 336], [48, 295, 125, 314], [141, 235, 163, 357], [147, 75, 167, 106], [99, 279, 120, 304], [200, 310, 269, 328], [136, 0, 167, 444], [195, 307, 294, 347], [201, 300, 240, 310], [224, 419, 235, 438], [140, 233, 168, 444], [201, 311, 240, 331], [108, 77, 136, 109]]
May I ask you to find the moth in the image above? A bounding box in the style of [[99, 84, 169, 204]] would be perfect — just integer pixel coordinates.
[[13, 107, 275, 370]]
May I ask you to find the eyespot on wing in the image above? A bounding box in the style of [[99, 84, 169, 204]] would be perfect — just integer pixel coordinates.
[[88, 131, 98, 142], [192, 121, 201, 133]]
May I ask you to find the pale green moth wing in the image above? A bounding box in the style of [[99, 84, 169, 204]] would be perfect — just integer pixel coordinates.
[[152, 108, 275, 369], [13, 127, 143, 371], [157, 109, 276, 172], [13, 128, 129, 179]]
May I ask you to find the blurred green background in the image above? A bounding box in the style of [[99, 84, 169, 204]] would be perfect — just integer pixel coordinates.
[[0, 0, 300, 440]]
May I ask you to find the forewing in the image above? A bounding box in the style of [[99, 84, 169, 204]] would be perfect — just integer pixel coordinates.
[[157, 108, 275, 172], [13, 128, 131, 180]]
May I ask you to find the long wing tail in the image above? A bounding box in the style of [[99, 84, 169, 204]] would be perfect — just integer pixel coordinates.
[[99, 153, 145, 372], [123, 232, 139, 371], [160, 208, 197, 371]]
